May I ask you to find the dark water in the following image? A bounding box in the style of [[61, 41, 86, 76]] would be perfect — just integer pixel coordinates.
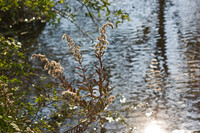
[[21, 0, 200, 132]]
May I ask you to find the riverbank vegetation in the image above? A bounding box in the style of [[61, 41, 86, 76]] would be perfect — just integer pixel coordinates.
[[0, 23, 121, 132], [0, 1, 129, 132], [0, 0, 129, 30]]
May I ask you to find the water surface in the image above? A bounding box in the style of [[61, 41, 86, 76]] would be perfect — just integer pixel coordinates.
[[21, 0, 200, 132]]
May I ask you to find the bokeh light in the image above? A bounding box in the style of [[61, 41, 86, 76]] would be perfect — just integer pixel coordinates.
[[144, 121, 165, 133]]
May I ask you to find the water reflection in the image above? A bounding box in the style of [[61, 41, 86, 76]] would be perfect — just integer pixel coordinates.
[[155, 0, 168, 75], [144, 121, 165, 133]]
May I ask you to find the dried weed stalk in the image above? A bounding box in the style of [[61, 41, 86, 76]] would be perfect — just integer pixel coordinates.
[[32, 23, 115, 132]]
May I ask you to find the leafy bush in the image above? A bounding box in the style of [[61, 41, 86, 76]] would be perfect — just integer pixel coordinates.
[[0, 37, 31, 132], [0, 36, 58, 132], [0, 0, 130, 29], [0, 36, 27, 84]]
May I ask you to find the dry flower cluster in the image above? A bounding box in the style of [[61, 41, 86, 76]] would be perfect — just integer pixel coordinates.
[[95, 22, 114, 55], [0, 81, 14, 108], [62, 34, 82, 62], [31, 54, 63, 77], [107, 95, 115, 105], [31, 23, 116, 132], [31, 54, 81, 102], [62, 90, 80, 102], [31, 54, 48, 62]]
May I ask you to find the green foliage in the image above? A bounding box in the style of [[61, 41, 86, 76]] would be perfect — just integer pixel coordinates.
[[0, 37, 30, 132], [0, 37, 61, 132], [0, 0, 130, 29], [0, 37, 27, 84]]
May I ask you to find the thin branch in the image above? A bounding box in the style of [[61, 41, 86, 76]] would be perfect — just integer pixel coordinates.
[[76, 0, 99, 27], [53, 6, 95, 42], [22, 103, 41, 132]]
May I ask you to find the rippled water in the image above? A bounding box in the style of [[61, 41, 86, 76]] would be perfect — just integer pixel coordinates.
[[20, 0, 200, 132]]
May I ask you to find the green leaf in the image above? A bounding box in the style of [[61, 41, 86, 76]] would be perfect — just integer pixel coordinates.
[[98, 12, 101, 18], [60, 0, 64, 4], [115, 21, 121, 28], [35, 97, 40, 103]]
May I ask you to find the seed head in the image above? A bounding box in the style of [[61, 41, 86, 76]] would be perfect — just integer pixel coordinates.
[[62, 34, 73, 42], [44, 60, 64, 77], [95, 23, 113, 55], [62, 34, 82, 62], [32, 54, 63, 77], [103, 22, 114, 29], [107, 95, 115, 104], [62, 90, 80, 102], [31, 54, 48, 62]]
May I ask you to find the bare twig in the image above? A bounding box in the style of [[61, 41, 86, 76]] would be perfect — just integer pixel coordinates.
[[53, 6, 95, 42]]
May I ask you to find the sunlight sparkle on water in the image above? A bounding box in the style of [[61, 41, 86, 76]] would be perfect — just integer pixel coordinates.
[[144, 121, 165, 133]]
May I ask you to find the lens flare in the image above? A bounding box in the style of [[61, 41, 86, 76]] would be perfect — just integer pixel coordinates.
[[144, 121, 165, 133]]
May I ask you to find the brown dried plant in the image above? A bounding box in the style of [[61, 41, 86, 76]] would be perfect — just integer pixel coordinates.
[[31, 22, 114, 132]]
